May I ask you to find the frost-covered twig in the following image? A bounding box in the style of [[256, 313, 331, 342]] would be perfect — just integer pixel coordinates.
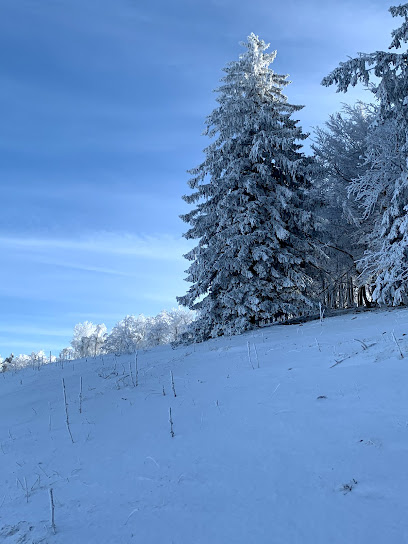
[[272, 383, 280, 396], [392, 331, 404, 359], [354, 338, 368, 350], [125, 508, 139, 525], [62, 378, 74, 443], [49, 488, 56, 534], [253, 343, 260, 368], [129, 362, 135, 387], [247, 341, 254, 369], [79, 376, 83, 414], [46, 400, 52, 429], [330, 354, 353, 368], [38, 464, 49, 478], [341, 478, 358, 495], [170, 371, 177, 397], [169, 407, 175, 437], [24, 477, 29, 503], [319, 302, 325, 324], [30, 475, 40, 492]]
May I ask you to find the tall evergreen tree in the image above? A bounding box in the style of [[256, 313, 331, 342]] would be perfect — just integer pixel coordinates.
[[322, 4, 408, 306], [178, 34, 319, 341]]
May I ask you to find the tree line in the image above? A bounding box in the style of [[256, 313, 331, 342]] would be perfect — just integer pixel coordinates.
[[1, 308, 194, 371]]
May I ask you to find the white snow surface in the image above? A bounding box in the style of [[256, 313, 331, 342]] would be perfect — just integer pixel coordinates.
[[1, 308, 408, 543]]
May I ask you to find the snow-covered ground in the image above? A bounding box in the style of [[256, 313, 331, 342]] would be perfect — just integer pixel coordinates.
[[1, 308, 408, 543]]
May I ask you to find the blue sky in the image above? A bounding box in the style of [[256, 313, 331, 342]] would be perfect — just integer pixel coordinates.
[[0, 0, 397, 355]]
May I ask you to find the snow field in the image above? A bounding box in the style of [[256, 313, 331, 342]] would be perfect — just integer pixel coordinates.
[[1, 308, 408, 543]]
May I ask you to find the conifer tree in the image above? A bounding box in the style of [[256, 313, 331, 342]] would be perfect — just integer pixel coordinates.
[[178, 34, 319, 340], [322, 4, 408, 305]]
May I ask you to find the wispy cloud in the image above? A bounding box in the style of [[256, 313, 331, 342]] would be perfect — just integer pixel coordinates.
[[31, 259, 136, 278], [140, 292, 180, 304], [0, 325, 72, 337], [66, 311, 126, 321], [0, 232, 191, 262]]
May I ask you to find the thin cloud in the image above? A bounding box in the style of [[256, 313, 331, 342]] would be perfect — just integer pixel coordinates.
[[0, 232, 191, 261], [66, 311, 125, 321], [140, 292, 180, 304], [32, 259, 136, 278], [0, 339, 64, 352], [0, 325, 72, 337]]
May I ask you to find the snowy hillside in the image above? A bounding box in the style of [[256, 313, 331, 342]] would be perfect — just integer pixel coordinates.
[[1, 308, 408, 543]]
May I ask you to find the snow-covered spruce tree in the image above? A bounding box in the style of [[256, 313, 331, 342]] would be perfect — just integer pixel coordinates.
[[177, 34, 319, 341], [322, 4, 408, 306]]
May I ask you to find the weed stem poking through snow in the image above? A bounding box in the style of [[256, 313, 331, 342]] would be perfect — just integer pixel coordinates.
[[171, 371, 177, 397], [169, 407, 175, 437], [135, 352, 139, 387], [79, 376, 83, 414], [253, 343, 260, 368], [62, 378, 74, 443], [392, 332, 404, 359], [247, 341, 254, 369], [49, 488, 56, 534]]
